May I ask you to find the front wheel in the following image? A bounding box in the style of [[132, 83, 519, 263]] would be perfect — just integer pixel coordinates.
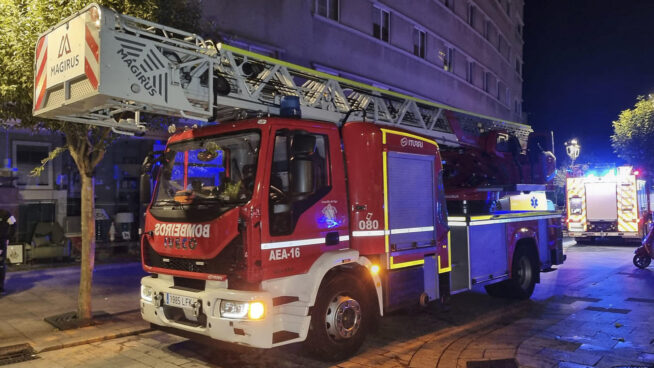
[[633, 253, 651, 269], [304, 274, 370, 361]]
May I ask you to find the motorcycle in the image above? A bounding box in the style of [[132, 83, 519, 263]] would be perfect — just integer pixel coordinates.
[[634, 221, 653, 269]]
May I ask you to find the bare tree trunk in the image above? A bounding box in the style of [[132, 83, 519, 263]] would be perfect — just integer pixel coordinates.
[[78, 174, 96, 321], [65, 125, 109, 322]]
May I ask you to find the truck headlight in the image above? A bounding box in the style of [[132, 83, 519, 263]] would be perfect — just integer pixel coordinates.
[[220, 300, 265, 320], [141, 285, 154, 302]]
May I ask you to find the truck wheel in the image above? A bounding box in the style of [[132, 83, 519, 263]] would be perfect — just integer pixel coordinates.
[[304, 274, 369, 361], [507, 247, 537, 299], [633, 254, 651, 269]]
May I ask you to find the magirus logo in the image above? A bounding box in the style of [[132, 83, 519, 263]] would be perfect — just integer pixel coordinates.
[[50, 33, 79, 77], [58, 34, 71, 57], [400, 136, 424, 148]]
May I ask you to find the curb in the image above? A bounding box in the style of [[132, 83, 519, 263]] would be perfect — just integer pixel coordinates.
[[36, 327, 153, 354]]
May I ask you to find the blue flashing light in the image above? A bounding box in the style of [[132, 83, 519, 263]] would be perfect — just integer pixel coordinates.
[[317, 215, 342, 229], [280, 96, 301, 118], [113, 165, 119, 180]]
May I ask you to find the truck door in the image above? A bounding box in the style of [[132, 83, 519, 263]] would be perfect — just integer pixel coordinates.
[[261, 125, 349, 280]]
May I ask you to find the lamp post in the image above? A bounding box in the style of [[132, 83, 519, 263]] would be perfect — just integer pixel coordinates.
[[565, 139, 580, 168]]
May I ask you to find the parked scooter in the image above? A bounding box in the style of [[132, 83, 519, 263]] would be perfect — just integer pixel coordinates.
[[634, 221, 653, 269]]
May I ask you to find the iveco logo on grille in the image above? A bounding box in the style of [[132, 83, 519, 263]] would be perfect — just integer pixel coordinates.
[[163, 237, 198, 250]]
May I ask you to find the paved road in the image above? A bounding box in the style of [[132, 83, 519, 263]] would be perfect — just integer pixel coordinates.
[[8, 243, 654, 367]]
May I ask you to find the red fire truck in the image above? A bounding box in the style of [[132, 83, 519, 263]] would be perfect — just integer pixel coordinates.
[[34, 4, 565, 360]]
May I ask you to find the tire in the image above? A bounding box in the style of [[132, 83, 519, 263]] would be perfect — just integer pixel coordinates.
[[506, 247, 537, 299], [304, 274, 370, 361], [633, 253, 651, 269]]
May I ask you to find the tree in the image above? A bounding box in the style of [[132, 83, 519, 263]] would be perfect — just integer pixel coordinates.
[[0, 0, 203, 322], [611, 96, 654, 175]]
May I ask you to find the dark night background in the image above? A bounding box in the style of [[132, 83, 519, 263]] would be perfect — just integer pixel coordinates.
[[523, 0, 654, 166]]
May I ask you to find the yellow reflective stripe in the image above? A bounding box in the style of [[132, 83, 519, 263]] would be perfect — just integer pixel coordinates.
[[383, 150, 389, 253], [470, 215, 493, 221], [219, 44, 528, 128], [438, 232, 452, 273], [389, 257, 424, 269], [380, 128, 439, 148]]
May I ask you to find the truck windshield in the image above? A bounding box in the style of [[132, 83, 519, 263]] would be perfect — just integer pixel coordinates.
[[153, 130, 260, 207]]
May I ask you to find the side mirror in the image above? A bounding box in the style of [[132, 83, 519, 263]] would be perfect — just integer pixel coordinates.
[[140, 173, 152, 204]]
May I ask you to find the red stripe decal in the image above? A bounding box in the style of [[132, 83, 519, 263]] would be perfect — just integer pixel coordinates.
[[85, 58, 98, 89], [85, 25, 99, 62], [36, 36, 45, 60], [35, 76, 47, 111], [35, 52, 47, 85]]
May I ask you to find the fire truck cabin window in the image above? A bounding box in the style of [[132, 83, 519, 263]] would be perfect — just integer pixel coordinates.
[[269, 130, 330, 236]]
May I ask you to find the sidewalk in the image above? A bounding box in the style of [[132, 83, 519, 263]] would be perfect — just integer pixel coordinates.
[[0, 262, 150, 355]]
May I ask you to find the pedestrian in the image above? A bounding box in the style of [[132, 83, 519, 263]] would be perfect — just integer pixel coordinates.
[[0, 209, 17, 294]]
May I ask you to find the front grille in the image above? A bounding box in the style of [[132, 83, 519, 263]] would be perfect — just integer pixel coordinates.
[[174, 277, 206, 290], [143, 236, 245, 275]]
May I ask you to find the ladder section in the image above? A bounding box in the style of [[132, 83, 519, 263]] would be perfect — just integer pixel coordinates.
[[34, 3, 532, 145]]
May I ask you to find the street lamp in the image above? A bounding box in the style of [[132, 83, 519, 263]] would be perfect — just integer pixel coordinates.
[[565, 139, 580, 167]]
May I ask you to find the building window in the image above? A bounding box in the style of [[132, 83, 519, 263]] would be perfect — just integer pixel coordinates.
[[317, 0, 339, 21], [443, 0, 455, 9], [413, 28, 426, 58], [467, 61, 475, 83], [372, 6, 390, 42], [514, 100, 519, 113], [468, 4, 476, 27], [441, 47, 455, 72], [483, 71, 489, 92], [505, 88, 511, 106], [516, 23, 523, 38], [12, 141, 53, 189], [505, 0, 511, 16], [228, 40, 278, 58], [515, 58, 522, 76]]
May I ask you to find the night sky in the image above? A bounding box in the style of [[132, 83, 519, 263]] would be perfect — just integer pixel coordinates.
[[523, 0, 654, 166]]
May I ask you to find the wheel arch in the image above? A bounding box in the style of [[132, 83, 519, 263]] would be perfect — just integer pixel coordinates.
[[314, 256, 383, 318]]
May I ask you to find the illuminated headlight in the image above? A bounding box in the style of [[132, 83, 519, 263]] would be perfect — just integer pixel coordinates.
[[220, 300, 265, 320], [141, 285, 154, 302]]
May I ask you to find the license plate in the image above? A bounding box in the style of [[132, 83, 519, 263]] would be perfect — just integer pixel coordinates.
[[165, 293, 198, 309]]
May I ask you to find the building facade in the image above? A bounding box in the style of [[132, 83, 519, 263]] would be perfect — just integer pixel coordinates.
[[204, 0, 524, 123]]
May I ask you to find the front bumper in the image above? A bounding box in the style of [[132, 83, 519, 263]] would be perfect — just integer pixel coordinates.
[[568, 231, 640, 239], [140, 275, 306, 348]]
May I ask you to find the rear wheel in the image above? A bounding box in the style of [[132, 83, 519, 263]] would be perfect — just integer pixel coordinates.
[[509, 249, 537, 299], [485, 247, 537, 299], [304, 274, 370, 361], [633, 253, 651, 269]]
